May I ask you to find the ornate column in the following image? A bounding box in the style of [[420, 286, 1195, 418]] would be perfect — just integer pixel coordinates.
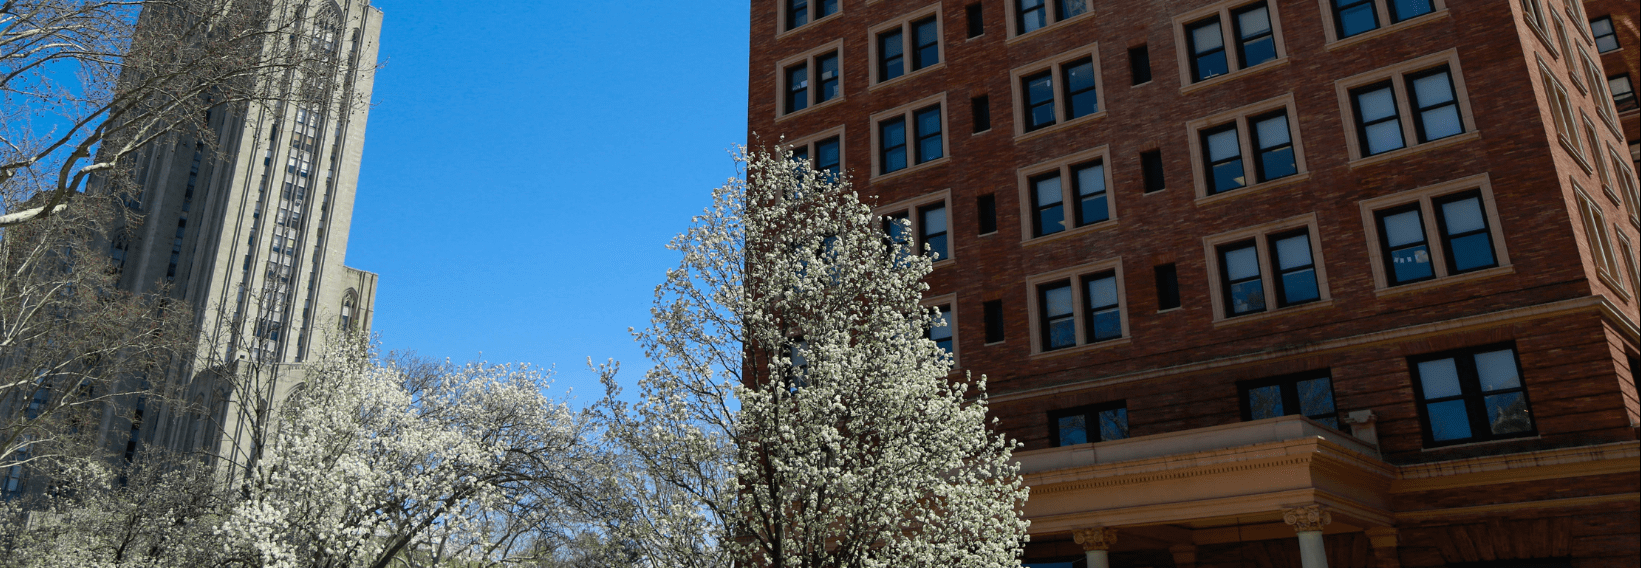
[[1073, 527, 1118, 568], [1283, 505, 1333, 568], [1364, 527, 1400, 568]]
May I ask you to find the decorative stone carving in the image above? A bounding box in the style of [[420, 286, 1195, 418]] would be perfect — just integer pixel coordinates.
[[1072, 527, 1119, 551], [1283, 505, 1333, 533]]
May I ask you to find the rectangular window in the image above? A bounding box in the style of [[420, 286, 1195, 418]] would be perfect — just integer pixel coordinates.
[[1012, 46, 1104, 136], [1218, 241, 1265, 317], [1351, 81, 1404, 156], [1411, 344, 1534, 446], [1331, 0, 1379, 39], [1071, 161, 1108, 226], [1190, 96, 1305, 199], [784, 0, 836, 31], [1231, 3, 1276, 68], [1591, 16, 1619, 52], [1576, 191, 1621, 279], [914, 106, 943, 164], [972, 95, 992, 133], [1021, 149, 1115, 239], [1202, 124, 1245, 194], [1129, 44, 1152, 85], [1406, 67, 1462, 143], [912, 17, 940, 70], [1270, 230, 1321, 307], [1207, 216, 1330, 319], [1340, 55, 1473, 161], [881, 116, 908, 173], [879, 29, 905, 81], [919, 203, 949, 261], [1050, 402, 1128, 447], [977, 193, 998, 235], [967, 3, 985, 38], [873, 10, 944, 84], [1141, 149, 1166, 192], [777, 46, 842, 117], [1187, 16, 1229, 82], [1030, 172, 1064, 236], [1432, 191, 1499, 275], [1180, 1, 1285, 84], [785, 63, 809, 114], [1155, 263, 1181, 310], [983, 299, 1005, 343], [1611, 74, 1636, 113], [1039, 281, 1075, 351], [1022, 70, 1056, 131], [1015, 0, 1087, 36], [1375, 204, 1436, 285], [1030, 259, 1126, 353], [1249, 110, 1297, 181], [929, 304, 954, 355], [816, 52, 839, 104], [1363, 178, 1508, 289], [1241, 371, 1338, 428], [1083, 272, 1121, 342], [877, 192, 955, 264], [789, 129, 846, 178]]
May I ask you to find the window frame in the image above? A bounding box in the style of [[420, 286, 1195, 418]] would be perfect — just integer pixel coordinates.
[[1172, 0, 1289, 91], [774, 41, 846, 120], [1590, 16, 1619, 53], [922, 294, 960, 367], [1575, 186, 1626, 292], [1202, 214, 1331, 323], [1238, 370, 1339, 429], [1047, 400, 1129, 447], [874, 189, 955, 266], [868, 5, 946, 88], [1334, 50, 1477, 164], [1357, 174, 1512, 293], [1607, 145, 1641, 228], [1008, 43, 1106, 138], [1016, 146, 1117, 243], [870, 93, 949, 179], [1185, 94, 1308, 202], [777, 0, 841, 35], [1408, 343, 1537, 448], [783, 125, 848, 178], [1317, 0, 1447, 46], [1004, 0, 1094, 40], [1025, 257, 1128, 355], [1610, 74, 1637, 114]]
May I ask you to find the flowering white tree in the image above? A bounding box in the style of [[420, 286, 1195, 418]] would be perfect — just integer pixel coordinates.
[[596, 147, 1030, 568]]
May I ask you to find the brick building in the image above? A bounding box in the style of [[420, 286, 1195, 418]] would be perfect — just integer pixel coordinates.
[[749, 1, 1639, 567]]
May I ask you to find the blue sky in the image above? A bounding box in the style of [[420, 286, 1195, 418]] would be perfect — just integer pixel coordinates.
[[351, 1, 751, 402]]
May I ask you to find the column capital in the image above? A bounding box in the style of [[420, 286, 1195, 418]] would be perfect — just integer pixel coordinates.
[[1282, 505, 1333, 533], [1073, 527, 1119, 551]]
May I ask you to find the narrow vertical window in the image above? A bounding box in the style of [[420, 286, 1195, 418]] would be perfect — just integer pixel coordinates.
[[919, 203, 949, 260], [929, 305, 954, 355], [1018, 0, 1047, 34], [1022, 70, 1056, 131], [879, 29, 905, 81], [1141, 149, 1166, 193], [814, 137, 841, 175], [972, 95, 992, 133], [914, 106, 943, 164], [1390, 0, 1434, 22], [977, 193, 998, 235], [1250, 111, 1296, 182], [881, 117, 908, 173], [815, 52, 839, 104], [1203, 124, 1245, 194], [1083, 272, 1121, 342], [911, 17, 940, 71], [787, 0, 809, 30], [1232, 3, 1276, 69], [1129, 44, 1152, 85], [1071, 161, 1108, 225], [1332, 0, 1379, 38], [967, 3, 985, 38], [1155, 263, 1181, 310], [1352, 82, 1405, 156], [1591, 17, 1619, 52], [1433, 192, 1497, 274], [785, 63, 809, 114], [983, 299, 1005, 343], [1040, 281, 1075, 351], [817, 0, 837, 20], [1187, 17, 1229, 82], [1062, 58, 1099, 119], [1031, 172, 1065, 237], [1407, 67, 1462, 143], [1270, 230, 1320, 307], [1376, 205, 1435, 284], [1219, 241, 1265, 317]]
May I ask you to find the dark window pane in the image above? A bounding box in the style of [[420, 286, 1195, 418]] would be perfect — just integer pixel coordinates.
[[930, 305, 954, 354], [1252, 113, 1296, 181], [977, 193, 997, 234], [1390, 0, 1434, 22], [1484, 392, 1533, 435], [880, 30, 904, 80], [915, 107, 943, 163], [1234, 4, 1276, 68], [1024, 71, 1056, 131], [1129, 44, 1152, 85], [1592, 17, 1619, 52], [1043, 283, 1075, 350], [815, 138, 840, 175], [816, 53, 840, 103], [1204, 126, 1244, 194], [983, 299, 1005, 343], [1018, 0, 1047, 34], [1249, 385, 1284, 420], [1155, 264, 1180, 310], [1189, 18, 1228, 81], [1410, 70, 1462, 141], [1222, 244, 1265, 316], [786, 64, 808, 113], [1099, 407, 1128, 441], [1058, 414, 1088, 445], [1033, 173, 1065, 236], [1073, 162, 1107, 225], [1064, 59, 1099, 119], [1141, 149, 1165, 192], [1335, 0, 1378, 38], [971, 95, 992, 133], [1280, 270, 1320, 304], [1437, 195, 1496, 273], [920, 204, 948, 260], [818, 0, 837, 19], [881, 118, 907, 173], [967, 3, 985, 38], [1447, 233, 1494, 272], [912, 17, 940, 70], [1086, 274, 1120, 342], [1059, 0, 1089, 20], [1354, 85, 1405, 155], [1297, 377, 1336, 419], [1426, 399, 1472, 441], [788, 0, 808, 29]]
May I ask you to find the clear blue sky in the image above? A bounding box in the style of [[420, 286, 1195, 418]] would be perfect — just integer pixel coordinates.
[[351, 1, 750, 402]]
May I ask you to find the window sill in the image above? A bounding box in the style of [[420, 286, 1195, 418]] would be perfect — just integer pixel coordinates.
[[1004, 10, 1097, 45], [1374, 264, 1515, 298], [978, 230, 998, 238], [1013, 110, 1109, 143], [1179, 58, 1290, 96], [1194, 172, 1312, 207], [1347, 130, 1482, 169], [1419, 434, 1540, 452], [972, 128, 993, 137], [1596, 270, 1632, 302], [1021, 218, 1120, 248], [1211, 298, 1334, 328], [1560, 135, 1594, 174], [1324, 10, 1451, 52], [868, 62, 946, 93], [775, 96, 847, 123], [871, 156, 950, 183], [774, 13, 842, 40], [1029, 336, 1132, 360], [1601, 183, 1621, 206]]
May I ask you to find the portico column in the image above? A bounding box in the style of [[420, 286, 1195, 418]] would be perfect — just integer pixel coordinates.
[[1072, 527, 1118, 568], [1283, 505, 1333, 568]]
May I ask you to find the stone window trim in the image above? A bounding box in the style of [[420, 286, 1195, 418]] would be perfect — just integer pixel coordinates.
[[1171, 0, 1290, 93], [1014, 145, 1117, 244], [1408, 342, 1538, 449], [1563, 0, 1590, 44], [1538, 59, 1586, 168], [1578, 47, 1624, 136], [1333, 49, 1478, 165], [1023, 257, 1130, 357], [867, 3, 946, 89], [774, 40, 846, 121], [1605, 144, 1641, 228], [869, 92, 950, 180], [1574, 185, 1629, 297], [1003, 0, 1096, 43], [1201, 213, 1333, 325], [1356, 174, 1512, 293], [1007, 42, 1107, 140], [776, 0, 843, 38], [1314, 0, 1448, 50], [1519, 0, 1556, 56], [782, 125, 849, 175], [1184, 93, 1309, 204], [874, 188, 955, 266], [921, 293, 960, 368], [1616, 232, 1640, 296]]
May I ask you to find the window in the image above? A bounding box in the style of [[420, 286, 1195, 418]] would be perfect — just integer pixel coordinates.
[[1540, 64, 1580, 157], [1155, 263, 1181, 310], [1205, 216, 1329, 320], [919, 203, 949, 260], [1049, 402, 1128, 447], [1611, 74, 1637, 113], [776, 44, 843, 117], [1019, 148, 1114, 239], [977, 193, 997, 235], [1320, 0, 1445, 43], [1188, 96, 1304, 198], [1575, 189, 1623, 282], [340, 293, 357, 330], [1618, 234, 1639, 294], [1141, 149, 1166, 193], [1521, 0, 1547, 32], [972, 95, 992, 133], [787, 127, 846, 178], [966, 3, 985, 38], [928, 303, 955, 355], [873, 96, 946, 176], [1013, 0, 1088, 36], [1410, 344, 1535, 447], [784, 0, 837, 32], [1591, 16, 1619, 52], [1608, 147, 1641, 226], [983, 299, 1005, 343], [1581, 50, 1622, 131], [1338, 53, 1473, 161], [876, 191, 954, 263], [1178, 1, 1284, 85], [1360, 175, 1509, 290], [1241, 372, 1338, 428], [1028, 259, 1127, 353], [872, 10, 943, 85], [1011, 46, 1104, 135], [1129, 44, 1152, 85]]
